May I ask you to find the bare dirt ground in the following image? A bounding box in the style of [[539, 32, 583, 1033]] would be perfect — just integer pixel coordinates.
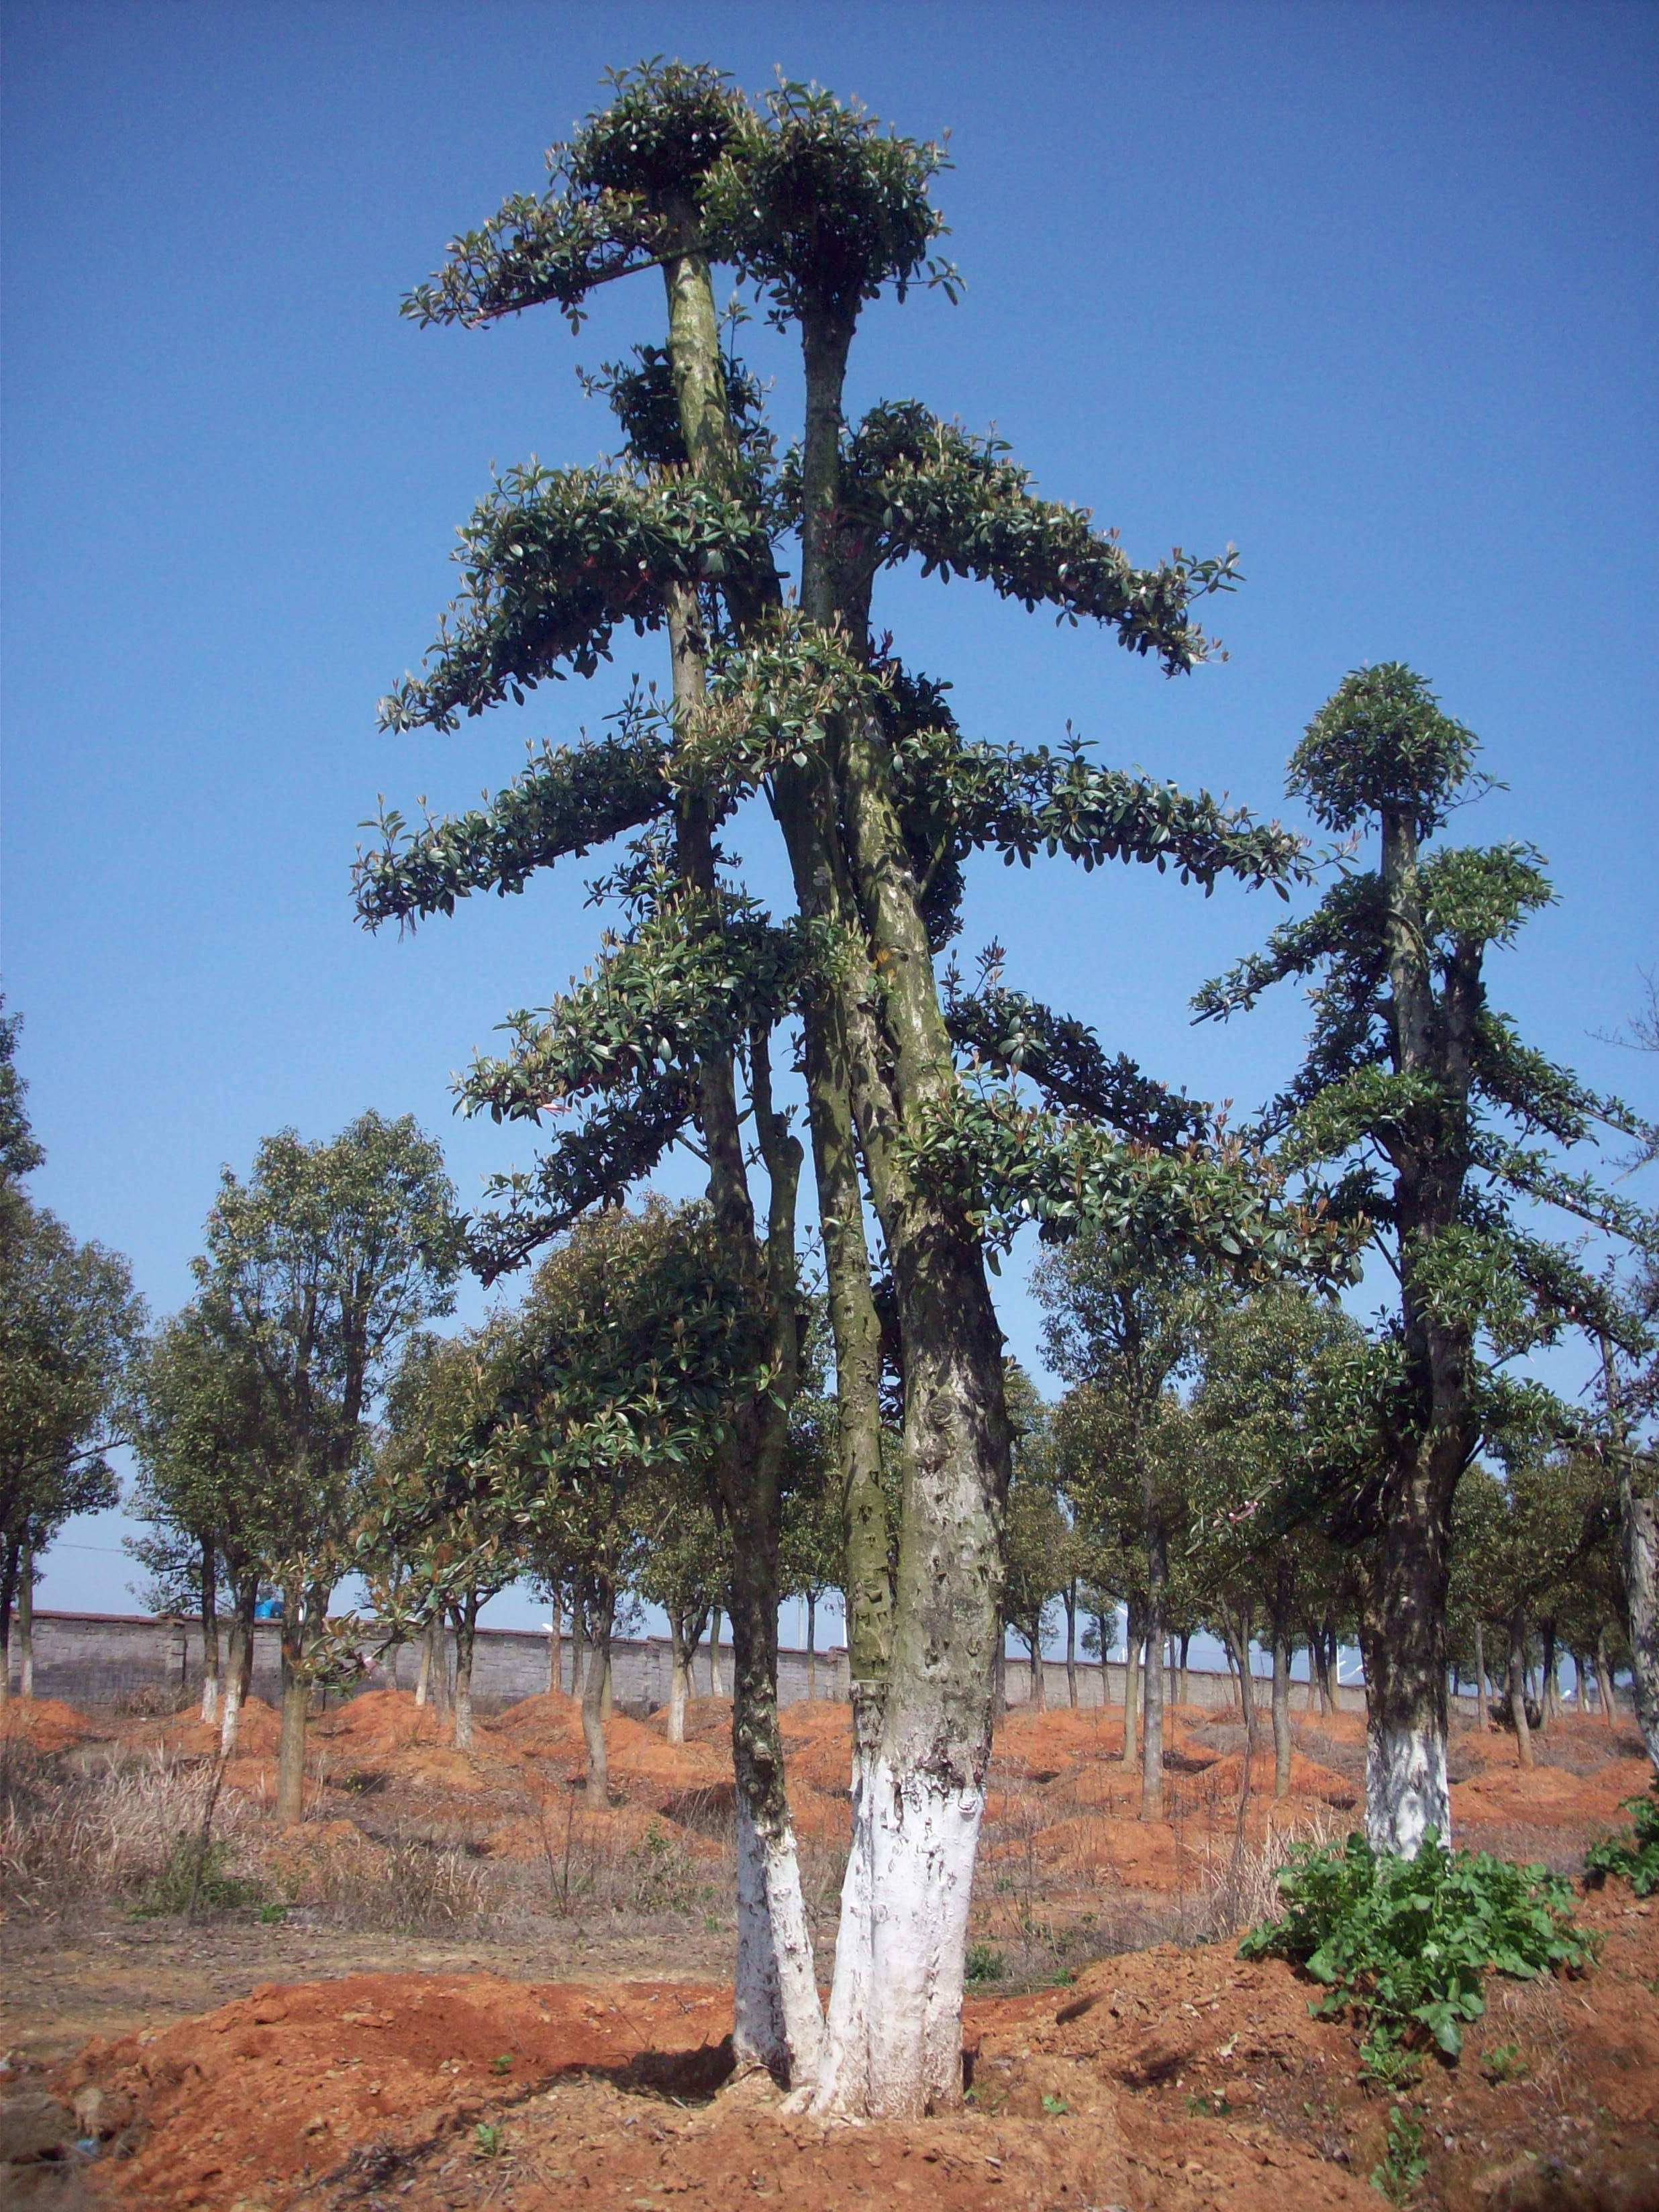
[[3, 1686, 1655, 2211]]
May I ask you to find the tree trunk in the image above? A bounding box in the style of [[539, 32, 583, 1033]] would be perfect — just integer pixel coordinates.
[[806, 1590, 817, 1702], [1140, 1521, 1166, 1818], [275, 1595, 308, 1825], [1121, 1604, 1141, 1770], [1596, 1623, 1618, 1732], [568, 1599, 587, 1704], [220, 1582, 256, 1754], [17, 1548, 34, 1701], [583, 1585, 613, 1803], [1064, 1581, 1078, 1709], [547, 1590, 561, 1695], [1507, 1609, 1535, 1769], [667, 1612, 692, 1746], [197, 1539, 219, 1723], [1270, 1585, 1293, 1802], [0, 1540, 18, 1709], [709, 1607, 723, 1697], [1605, 1338, 1659, 1772], [1540, 1619, 1560, 1728], [1027, 1628, 1045, 1711], [451, 1595, 476, 1751], [1474, 1619, 1489, 1731], [414, 1621, 434, 1707], [992, 1621, 1006, 1722], [1356, 1483, 1454, 1855], [1177, 1629, 1191, 1711]]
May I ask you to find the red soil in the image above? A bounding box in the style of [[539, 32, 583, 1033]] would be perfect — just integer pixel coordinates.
[[55, 1890, 1659, 2212], [0, 1694, 101, 1752]]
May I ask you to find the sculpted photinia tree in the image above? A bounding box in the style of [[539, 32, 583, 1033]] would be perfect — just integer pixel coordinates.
[[1198, 664, 1658, 1853], [364, 62, 1327, 2109]]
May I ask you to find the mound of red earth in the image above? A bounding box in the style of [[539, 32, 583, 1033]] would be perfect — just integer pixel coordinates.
[[46, 1887, 1659, 2212], [0, 1695, 101, 1752]]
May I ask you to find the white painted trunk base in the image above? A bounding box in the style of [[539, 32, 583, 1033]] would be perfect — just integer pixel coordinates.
[[200, 1675, 220, 1727], [733, 1797, 823, 2085], [1365, 1717, 1449, 1856], [812, 1754, 984, 2117], [219, 1676, 243, 1756]]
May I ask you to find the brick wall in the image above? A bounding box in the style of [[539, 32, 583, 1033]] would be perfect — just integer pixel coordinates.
[[11, 1609, 1415, 1719]]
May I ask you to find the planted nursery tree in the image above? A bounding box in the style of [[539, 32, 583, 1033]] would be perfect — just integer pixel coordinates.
[[369, 62, 1325, 2107], [1197, 664, 1658, 1851], [194, 1114, 460, 1821]]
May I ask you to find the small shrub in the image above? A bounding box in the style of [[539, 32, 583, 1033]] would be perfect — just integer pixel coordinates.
[[1478, 2040, 1525, 2084], [1582, 1780, 1659, 1898], [132, 1831, 265, 1918], [964, 1942, 1006, 1984], [1370, 2105, 1429, 2203], [1240, 1830, 1596, 2079]]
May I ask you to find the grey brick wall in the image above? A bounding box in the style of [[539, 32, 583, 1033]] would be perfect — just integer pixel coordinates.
[[10, 1609, 1418, 1719]]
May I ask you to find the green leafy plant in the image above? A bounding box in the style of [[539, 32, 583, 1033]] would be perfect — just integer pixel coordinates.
[[1187, 2092, 1236, 2118], [1478, 2041, 1525, 2084], [1582, 1781, 1659, 1898], [490, 2053, 515, 2075], [473, 2121, 504, 2159], [1370, 2106, 1429, 2203], [1240, 1831, 1596, 2079], [964, 1942, 1006, 1984], [1040, 2093, 1069, 2117], [131, 1833, 264, 1919]]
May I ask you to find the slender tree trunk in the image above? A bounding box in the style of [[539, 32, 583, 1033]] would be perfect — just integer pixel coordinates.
[[1140, 1519, 1167, 1818], [601, 1651, 613, 1720], [1474, 1619, 1489, 1731], [17, 1548, 34, 1701], [220, 1582, 256, 1755], [1270, 1585, 1293, 1802], [275, 1594, 308, 1825], [414, 1621, 434, 1708], [1507, 1609, 1535, 1770], [547, 1590, 561, 1695], [1177, 1629, 1191, 1711], [1064, 1581, 1078, 1708], [1603, 1339, 1659, 1772], [667, 1612, 693, 1746], [451, 1595, 476, 1751], [583, 1585, 613, 1804], [806, 1591, 817, 1702], [199, 1540, 220, 1725], [709, 1607, 723, 1698], [1121, 1603, 1141, 1769], [0, 1540, 18, 1709], [1540, 1619, 1560, 1727], [568, 1599, 587, 1704], [1357, 1480, 1454, 1854], [1596, 1623, 1618, 1732]]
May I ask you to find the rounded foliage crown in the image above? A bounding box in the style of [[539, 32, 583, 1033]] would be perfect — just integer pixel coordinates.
[[1289, 663, 1478, 836]]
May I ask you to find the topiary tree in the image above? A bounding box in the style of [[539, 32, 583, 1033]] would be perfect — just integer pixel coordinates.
[[367, 61, 1329, 2109], [1197, 664, 1659, 1851]]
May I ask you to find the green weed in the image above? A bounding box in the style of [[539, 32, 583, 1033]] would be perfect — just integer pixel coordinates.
[[1370, 2106, 1428, 2203], [1582, 1780, 1659, 1898], [1240, 1830, 1596, 2080]]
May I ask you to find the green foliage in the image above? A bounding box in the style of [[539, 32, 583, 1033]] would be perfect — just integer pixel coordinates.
[[1289, 662, 1479, 837], [1240, 1833, 1596, 2078], [0, 997, 45, 1184], [472, 2121, 505, 2159], [1, 1193, 142, 1562], [964, 1942, 1006, 1984], [1582, 1781, 1659, 1897], [132, 1833, 265, 1919], [1478, 2042, 1525, 2084], [1370, 2105, 1429, 2203]]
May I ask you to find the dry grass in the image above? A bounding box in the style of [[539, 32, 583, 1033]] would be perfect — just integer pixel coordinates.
[[0, 1740, 258, 1919]]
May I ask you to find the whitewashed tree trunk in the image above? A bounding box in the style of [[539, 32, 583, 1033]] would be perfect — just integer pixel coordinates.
[[734, 1795, 823, 2083], [709, 1609, 723, 1697], [811, 1755, 983, 2117], [414, 1623, 433, 1708], [1365, 1719, 1450, 1856], [668, 1646, 689, 1744]]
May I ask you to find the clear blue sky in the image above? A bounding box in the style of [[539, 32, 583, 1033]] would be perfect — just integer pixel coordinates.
[[5, 1, 1655, 1638]]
